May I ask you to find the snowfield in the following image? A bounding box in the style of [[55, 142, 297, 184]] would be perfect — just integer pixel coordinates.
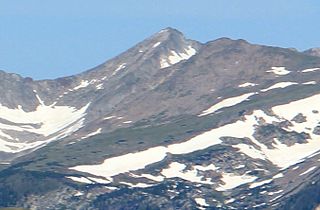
[[0, 95, 90, 153], [160, 46, 196, 68], [71, 93, 320, 189]]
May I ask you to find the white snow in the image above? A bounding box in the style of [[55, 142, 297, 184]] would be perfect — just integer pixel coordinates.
[[73, 80, 90, 90], [71, 146, 167, 180], [71, 93, 320, 184], [216, 172, 257, 191], [104, 115, 116, 120], [268, 190, 284, 196], [161, 162, 213, 184], [303, 81, 317, 85], [233, 144, 266, 160], [301, 68, 320, 73], [66, 176, 93, 184], [120, 182, 153, 188], [252, 203, 267, 208], [160, 46, 196, 68], [112, 63, 126, 76], [139, 174, 165, 182], [238, 82, 258, 88], [193, 164, 218, 171], [270, 194, 283, 202], [153, 42, 161, 48], [225, 198, 236, 204], [81, 128, 102, 139], [261, 82, 298, 92], [300, 166, 317, 176], [96, 84, 104, 90], [89, 177, 112, 184], [292, 166, 300, 170], [74, 191, 84, 196], [195, 198, 209, 207], [199, 92, 256, 116], [249, 179, 273, 189], [267, 67, 291, 75], [0, 99, 89, 153], [273, 173, 284, 179]]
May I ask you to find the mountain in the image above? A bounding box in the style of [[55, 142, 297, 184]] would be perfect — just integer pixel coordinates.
[[1, 28, 320, 209], [304, 48, 320, 57]]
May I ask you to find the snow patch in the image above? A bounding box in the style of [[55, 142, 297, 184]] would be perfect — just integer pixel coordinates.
[[112, 63, 126, 76], [261, 82, 298, 92], [273, 173, 284, 179], [73, 80, 90, 90], [199, 93, 256, 116], [104, 116, 116, 120], [96, 84, 104, 90], [216, 172, 257, 191], [303, 81, 317, 85], [238, 82, 258, 88], [81, 128, 102, 139], [267, 67, 290, 75], [268, 190, 284, 196], [153, 42, 161, 48], [249, 179, 273, 189], [120, 182, 153, 188], [161, 162, 213, 184], [74, 191, 84, 197], [0, 100, 89, 153], [300, 166, 317, 176], [66, 176, 93, 184], [71, 146, 167, 180], [195, 198, 209, 207], [301, 68, 320, 73], [160, 46, 196, 68], [139, 174, 165, 182], [71, 94, 320, 182]]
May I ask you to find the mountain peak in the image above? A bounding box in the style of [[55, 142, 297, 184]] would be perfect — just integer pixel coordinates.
[[304, 47, 320, 57], [150, 27, 186, 44], [158, 27, 183, 36]]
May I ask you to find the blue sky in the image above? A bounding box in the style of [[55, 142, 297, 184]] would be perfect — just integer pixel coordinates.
[[0, 1, 320, 79]]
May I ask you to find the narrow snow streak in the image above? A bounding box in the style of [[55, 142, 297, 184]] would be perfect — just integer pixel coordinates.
[[199, 93, 256, 116], [238, 82, 258, 88], [303, 81, 317, 85], [153, 42, 161, 48], [81, 128, 102, 139], [112, 63, 126, 76], [260, 82, 298, 92], [301, 68, 320, 73], [249, 179, 273, 189], [299, 166, 317, 176]]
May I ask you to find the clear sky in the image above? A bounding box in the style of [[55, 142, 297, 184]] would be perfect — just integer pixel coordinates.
[[1, 0, 320, 80]]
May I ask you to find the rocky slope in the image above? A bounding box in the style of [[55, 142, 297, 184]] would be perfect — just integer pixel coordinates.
[[1, 28, 320, 209]]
